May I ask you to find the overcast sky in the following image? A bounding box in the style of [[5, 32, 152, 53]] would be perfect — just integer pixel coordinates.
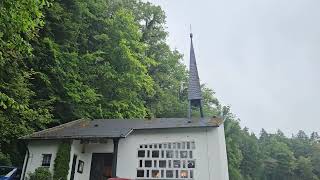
[[148, 0, 320, 136]]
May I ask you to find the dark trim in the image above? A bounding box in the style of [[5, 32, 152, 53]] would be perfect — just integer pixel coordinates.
[[199, 101, 204, 118], [70, 154, 78, 180], [112, 138, 120, 177], [77, 160, 84, 173], [188, 101, 192, 119], [21, 146, 30, 180]]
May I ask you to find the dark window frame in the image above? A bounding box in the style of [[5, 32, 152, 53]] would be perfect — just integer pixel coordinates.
[[41, 154, 52, 167]]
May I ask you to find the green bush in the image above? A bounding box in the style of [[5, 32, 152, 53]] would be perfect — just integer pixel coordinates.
[[29, 167, 52, 180], [53, 142, 71, 180], [0, 152, 11, 166]]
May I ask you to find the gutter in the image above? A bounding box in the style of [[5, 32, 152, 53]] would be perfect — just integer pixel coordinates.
[[21, 145, 29, 180], [112, 138, 120, 177]]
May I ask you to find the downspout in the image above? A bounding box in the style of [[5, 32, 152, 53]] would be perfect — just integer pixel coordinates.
[[21, 145, 30, 180], [112, 138, 120, 177]]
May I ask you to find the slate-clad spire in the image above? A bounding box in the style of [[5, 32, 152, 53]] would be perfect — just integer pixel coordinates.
[[188, 33, 204, 118]]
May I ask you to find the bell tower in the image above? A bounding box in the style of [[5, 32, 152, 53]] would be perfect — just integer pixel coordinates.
[[188, 33, 204, 118]]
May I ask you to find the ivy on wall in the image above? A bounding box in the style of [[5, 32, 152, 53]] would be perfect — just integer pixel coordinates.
[[53, 142, 71, 180]]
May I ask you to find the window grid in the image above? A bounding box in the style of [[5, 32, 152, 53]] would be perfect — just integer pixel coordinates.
[[41, 154, 52, 167], [137, 141, 196, 179]]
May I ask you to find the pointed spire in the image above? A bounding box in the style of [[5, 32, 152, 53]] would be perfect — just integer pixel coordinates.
[[188, 33, 202, 101], [188, 33, 204, 118]]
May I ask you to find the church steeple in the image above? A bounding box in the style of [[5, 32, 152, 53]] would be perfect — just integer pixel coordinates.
[[188, 33, 204, 118]]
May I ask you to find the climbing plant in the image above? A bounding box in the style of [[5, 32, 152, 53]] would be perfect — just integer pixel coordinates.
[[53, 142, 71, 180]]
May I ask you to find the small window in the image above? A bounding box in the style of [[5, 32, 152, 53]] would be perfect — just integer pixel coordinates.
[[187, 142, 190, 149], [173, 160, 180, 168], [188, 160, 195, 168], [182, 160, 186, 168], [138, 150, 145, 157], [190, 170, 194, 178], [191, 142, 195, 149], [181, 170, 188, 178], [175, 150, 179, 158], [189, 151, 193, 158], [166, 170, 173, 178], [146, 170, 150, 177], [152, 170, 160, 178], [145, 160, 152, 167], [41, 154, 52, 167], [166, 150, 173, 158], [152, 150, 159, 158], [159, 160, 166, 168], [180, 151, 188, 158], [137, 170, 144, 177], [147, 150, 150, 157], [139, 160, 143, 167]]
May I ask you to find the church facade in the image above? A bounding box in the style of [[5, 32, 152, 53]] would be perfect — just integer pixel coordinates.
[[20, 35, 229, 180]]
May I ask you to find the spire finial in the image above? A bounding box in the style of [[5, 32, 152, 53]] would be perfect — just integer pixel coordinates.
[[190, 24, 193, 38]]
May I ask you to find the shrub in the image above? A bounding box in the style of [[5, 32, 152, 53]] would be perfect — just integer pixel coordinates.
[[29, 167, 52, 180], [53, 142, 71, 180], [0, 152, 11, 166]]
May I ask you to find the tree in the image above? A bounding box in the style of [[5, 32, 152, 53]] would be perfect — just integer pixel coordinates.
[[239, 131, 262, 180], [311, 143, 320, 177], [311, 132, 319, 142], [296, 130, 309, 141], [224, 115, 244, 180], [294, 156, 318, 180], [0, 0, 52, 165]]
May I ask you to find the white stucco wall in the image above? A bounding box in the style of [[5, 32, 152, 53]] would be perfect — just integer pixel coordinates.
[[69, 140, 114, 180], [207, 125, 229, 180], [116, 126, 229, 180], [23, 140, 59, 178], [23, 126, 229, 180]]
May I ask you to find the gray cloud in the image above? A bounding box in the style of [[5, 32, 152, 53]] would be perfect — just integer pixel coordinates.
[[149, 0, 320, 135]]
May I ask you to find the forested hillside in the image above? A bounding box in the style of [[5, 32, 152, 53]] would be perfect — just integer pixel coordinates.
[[0, 0, 319, 179]]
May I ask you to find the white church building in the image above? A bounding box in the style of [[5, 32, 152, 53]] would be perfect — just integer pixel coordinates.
[[20, 34, 229, 180]]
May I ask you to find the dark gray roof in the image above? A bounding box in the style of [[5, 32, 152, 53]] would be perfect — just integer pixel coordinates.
[[188, 33, 202, 100], [21, 117, 223, 140]]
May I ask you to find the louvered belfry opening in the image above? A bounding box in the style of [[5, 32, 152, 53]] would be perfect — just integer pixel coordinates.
[[188, 33, 204, 118]]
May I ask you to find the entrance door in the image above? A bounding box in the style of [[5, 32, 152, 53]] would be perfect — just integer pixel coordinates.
[[89, 153, 113, 180], [70, 154, 77, 180]]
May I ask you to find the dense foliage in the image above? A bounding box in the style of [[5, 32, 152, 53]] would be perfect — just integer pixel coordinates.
[[0, 0, 52, 165], [53, 142, 71, 180], [0, 0, 319, 179], [29, 167, 52, 180], [224, 109, 320, 180]]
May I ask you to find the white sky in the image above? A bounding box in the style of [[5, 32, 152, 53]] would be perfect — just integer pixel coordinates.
[[148, 0, 320, 136]]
